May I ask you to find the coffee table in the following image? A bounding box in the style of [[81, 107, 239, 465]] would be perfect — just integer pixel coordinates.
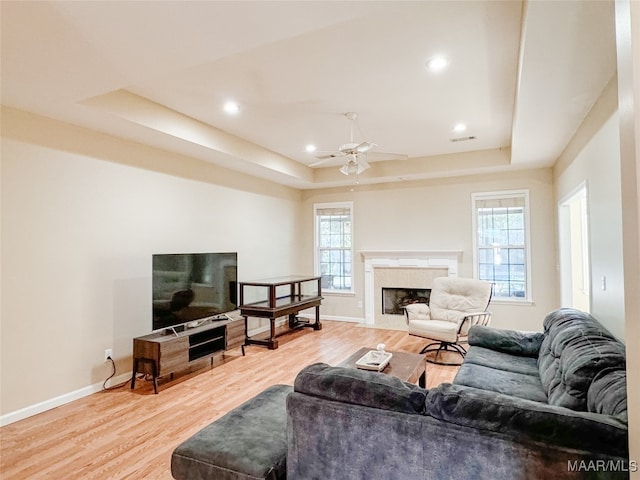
[[338, 347, 426, 387]]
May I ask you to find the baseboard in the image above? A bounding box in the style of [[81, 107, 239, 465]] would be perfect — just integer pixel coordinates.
[[297, 313, 364, 323], [0, 372, 132, 427]]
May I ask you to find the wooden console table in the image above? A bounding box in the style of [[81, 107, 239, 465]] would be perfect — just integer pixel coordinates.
[[239, 275, 322, 351]]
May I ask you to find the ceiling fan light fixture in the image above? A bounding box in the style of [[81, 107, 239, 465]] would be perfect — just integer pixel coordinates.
[[305, 144, 317, 153], [339, 162, 366, 176], [452, 122, 467, 133]]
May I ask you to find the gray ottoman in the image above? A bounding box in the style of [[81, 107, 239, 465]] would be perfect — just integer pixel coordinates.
[[171, 384, 292, 480]]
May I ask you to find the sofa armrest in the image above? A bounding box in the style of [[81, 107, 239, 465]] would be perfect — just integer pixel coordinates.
[[427, 383, 628, 458], [468, 325, 544, 357], [294, 363, 426, 414]]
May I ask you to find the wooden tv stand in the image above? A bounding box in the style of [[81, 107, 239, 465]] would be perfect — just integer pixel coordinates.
[[239, 275, 322, 351], [131, 316, 244, 393]]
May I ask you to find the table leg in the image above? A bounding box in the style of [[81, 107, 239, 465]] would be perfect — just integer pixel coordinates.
[[130, 358, 138, 390], [269, 317, 278, 349], [314, 305, 322, 330]]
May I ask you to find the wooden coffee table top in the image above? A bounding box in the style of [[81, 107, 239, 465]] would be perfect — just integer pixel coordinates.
[[338, 347, 426, 386]]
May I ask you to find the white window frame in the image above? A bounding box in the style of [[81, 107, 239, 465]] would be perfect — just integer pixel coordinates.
[[472, 190, 533, 304], [313, 201, 354, 295]]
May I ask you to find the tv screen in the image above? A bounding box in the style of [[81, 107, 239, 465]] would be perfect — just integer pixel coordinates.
[[152, 252, 238, 331]]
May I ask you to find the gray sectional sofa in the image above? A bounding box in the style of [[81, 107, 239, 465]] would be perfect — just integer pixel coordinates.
[[172, 308, 630, 479], [287, 308, 629, 479]]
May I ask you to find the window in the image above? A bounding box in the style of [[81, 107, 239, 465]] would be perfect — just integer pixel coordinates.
[[472, 191, 531, 301], [314, 202, 353, 293]]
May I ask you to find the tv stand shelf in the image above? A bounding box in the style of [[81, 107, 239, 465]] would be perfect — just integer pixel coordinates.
[[188, 326, 226, 361], [131, 317, 243, 393], [239, 275, 322, 351]]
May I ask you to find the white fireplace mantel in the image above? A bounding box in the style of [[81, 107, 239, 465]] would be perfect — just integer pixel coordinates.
[[360, 250, 463, 325], [360, 250, 463, 264]]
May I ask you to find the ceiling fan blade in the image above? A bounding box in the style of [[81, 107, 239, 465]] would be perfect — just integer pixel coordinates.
[[355, 142, 376, 153], [364, 152, 408, 161], [316, 150, 345, 158], [309, 155, 343, 167]]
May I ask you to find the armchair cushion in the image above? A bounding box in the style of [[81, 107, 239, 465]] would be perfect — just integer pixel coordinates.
[[408, 319, 458, 343], [428, 277, 492, 324]]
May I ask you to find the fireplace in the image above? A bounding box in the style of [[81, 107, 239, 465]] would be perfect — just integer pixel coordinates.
[[382, 288, 431, 315], [360, 250, 462, 326]]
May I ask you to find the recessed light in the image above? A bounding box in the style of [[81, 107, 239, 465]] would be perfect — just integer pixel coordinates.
[[305, 144, 317, 153], [223, 101, 240, 115], [426, 56, 448, 72], [453, 123, 467, 133]]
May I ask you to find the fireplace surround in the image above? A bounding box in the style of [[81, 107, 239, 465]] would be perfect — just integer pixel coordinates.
[[360, 250, 462, 326]]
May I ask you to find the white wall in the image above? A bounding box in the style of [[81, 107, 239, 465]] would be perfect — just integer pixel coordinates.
[[554, 10, 639, 457], [300, 167, 559, 332], [0, 109, 302, 417], [555, 90, 626, 339]]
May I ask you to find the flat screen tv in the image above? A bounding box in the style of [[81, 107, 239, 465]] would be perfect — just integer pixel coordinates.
[[152, 252, 238, 331]]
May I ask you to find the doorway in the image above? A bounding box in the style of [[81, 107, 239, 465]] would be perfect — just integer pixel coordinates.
[[558, 183, 590, 312]]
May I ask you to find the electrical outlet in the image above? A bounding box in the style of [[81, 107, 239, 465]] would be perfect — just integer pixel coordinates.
[[104, 349, 113, 362]]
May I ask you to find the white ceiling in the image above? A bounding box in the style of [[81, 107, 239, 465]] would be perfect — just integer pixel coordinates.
[[1, 1, 617, 189]]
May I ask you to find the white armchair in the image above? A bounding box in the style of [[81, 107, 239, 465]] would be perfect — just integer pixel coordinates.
[[404, 277, 492, 365]]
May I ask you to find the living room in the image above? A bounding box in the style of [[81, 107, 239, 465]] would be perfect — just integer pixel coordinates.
[[1, 1, 639, 478]]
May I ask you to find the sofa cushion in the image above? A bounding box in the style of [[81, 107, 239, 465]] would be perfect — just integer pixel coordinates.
[[468, 325, 544, 357], [464, 346, 539, 376], [587, 368, 627, 418], [453, 362, 547, 403], [538, 309, 626, 411], [426, 383, 629, 458], [294, 363, 426, 414], [543, 336, 626, 411]]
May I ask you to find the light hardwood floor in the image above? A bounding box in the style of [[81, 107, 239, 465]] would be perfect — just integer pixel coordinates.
[[0, 321, 459, 479]]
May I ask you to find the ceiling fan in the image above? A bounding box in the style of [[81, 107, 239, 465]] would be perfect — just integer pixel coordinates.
[[309, 112, 406, 175]]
